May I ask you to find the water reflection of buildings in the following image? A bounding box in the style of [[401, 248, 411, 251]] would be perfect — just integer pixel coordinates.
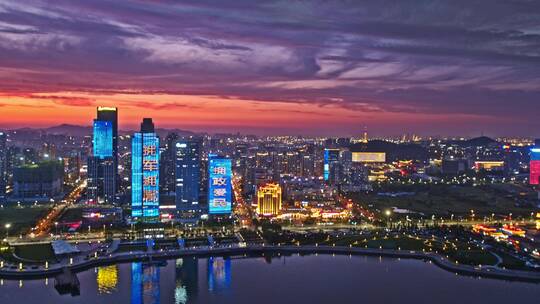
[[175, 258, 199, 304], [97, 265, 118, 294], [131, 262, 160, 304], [207, 257, 231, 292]]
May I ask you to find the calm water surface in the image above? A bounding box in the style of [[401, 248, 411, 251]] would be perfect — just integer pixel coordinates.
[[0, 255, 538, 304]]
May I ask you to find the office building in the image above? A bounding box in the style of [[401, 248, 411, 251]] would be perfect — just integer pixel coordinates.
[[13, 161, 64, 201], [97, 107, 118, 163], [323, 148, 340, 181], [175, 138, 202, 215], [256, 183, 282, 216], [351, 152, 386, 163], [442, 158, 469, 175], [474, 161, 505, 172], [160, 133, 179, 195], [132, 118, 160, 222], [87, 116, 117, 203], [208, 155, 232, 215]]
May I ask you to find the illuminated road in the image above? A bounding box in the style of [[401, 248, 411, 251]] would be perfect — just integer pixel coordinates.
[[232, 174, 255, 227], [31, 180, 86, 237]]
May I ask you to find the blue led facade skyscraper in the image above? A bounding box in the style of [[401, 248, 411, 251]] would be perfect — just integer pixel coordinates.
[[175, 138, 202, 217], [208, 155, 232, 215], [324, 148, 340, 181], [87, 108, 117, 204], [92, 120, 113, 158], [132, 118, 160, 221]]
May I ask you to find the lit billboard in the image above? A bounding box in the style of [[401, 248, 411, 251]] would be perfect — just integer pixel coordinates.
[[142, 134, 159, 218], [208, 157, 232, 214], [93, 120, 113, 158], [352, 152, 386, 163]]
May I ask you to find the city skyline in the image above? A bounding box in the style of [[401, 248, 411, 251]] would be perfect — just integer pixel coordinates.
[[1, 1, 540, 136], [1, 2, 540, 303]]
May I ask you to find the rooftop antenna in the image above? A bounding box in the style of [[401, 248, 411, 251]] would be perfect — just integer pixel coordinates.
[[362, 126, 368, 143]]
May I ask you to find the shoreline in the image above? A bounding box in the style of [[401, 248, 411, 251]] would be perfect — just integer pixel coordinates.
[[1, 245, 539, 283]]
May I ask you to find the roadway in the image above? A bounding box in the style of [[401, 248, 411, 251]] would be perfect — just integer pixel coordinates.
[[31, 180, 86, 237], [232, 175, 254, 227]]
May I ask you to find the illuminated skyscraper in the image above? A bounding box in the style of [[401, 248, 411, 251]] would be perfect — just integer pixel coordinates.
[[175, 138, 202, 217], [97, 107, 118, 163], [530, 140, 540, 185], [0, 131, 6, 203], [132, 118, 160, 222], [324, 148, 340, 182], [256, 183, 282, 216], [208, 155, 232, 215], [87, 115, 117, 203]]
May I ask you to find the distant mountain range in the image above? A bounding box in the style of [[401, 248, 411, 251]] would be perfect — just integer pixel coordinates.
[[13, 124, 199, 137], [44, 124, 92, 136]]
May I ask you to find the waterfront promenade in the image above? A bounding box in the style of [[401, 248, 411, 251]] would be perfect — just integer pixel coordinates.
[[1, 243, 539, 283]]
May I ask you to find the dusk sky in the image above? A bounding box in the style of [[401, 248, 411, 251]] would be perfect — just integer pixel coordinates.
[[1, 0, 539, 136]]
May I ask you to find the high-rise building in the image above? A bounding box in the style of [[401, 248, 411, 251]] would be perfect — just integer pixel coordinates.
[[160, 133, 179, 195], [93, 120, 113, 158], [131, 118, 160, 222], [87, 116, 117, 203], [13, 161, 64, 201], [175, 138, 202, 214], [97, 107, 118, 162], [256, 183, 282, 216], [0, 131, 6, 203], [503, 145, 521, 176], [324, 148, 340, 182], [530, 140, 540, 185], [208, 155, 232, 215]]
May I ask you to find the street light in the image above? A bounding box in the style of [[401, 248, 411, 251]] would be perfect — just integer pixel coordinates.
[[384, 210, 392, 228], [5, 223, 11, 239]]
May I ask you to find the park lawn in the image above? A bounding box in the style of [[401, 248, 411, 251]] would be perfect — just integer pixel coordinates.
[[322, 235, 367, 246], [0, 205, 51, 235], [14, 243, 56, 262], [363, 236, 426, 251], [353, 184, 536, 216], [497, 251, 527, 270], [451, 250, 498, 266]]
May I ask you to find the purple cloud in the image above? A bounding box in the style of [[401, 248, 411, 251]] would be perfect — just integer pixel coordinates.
[[0, 0, 539, 135]]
